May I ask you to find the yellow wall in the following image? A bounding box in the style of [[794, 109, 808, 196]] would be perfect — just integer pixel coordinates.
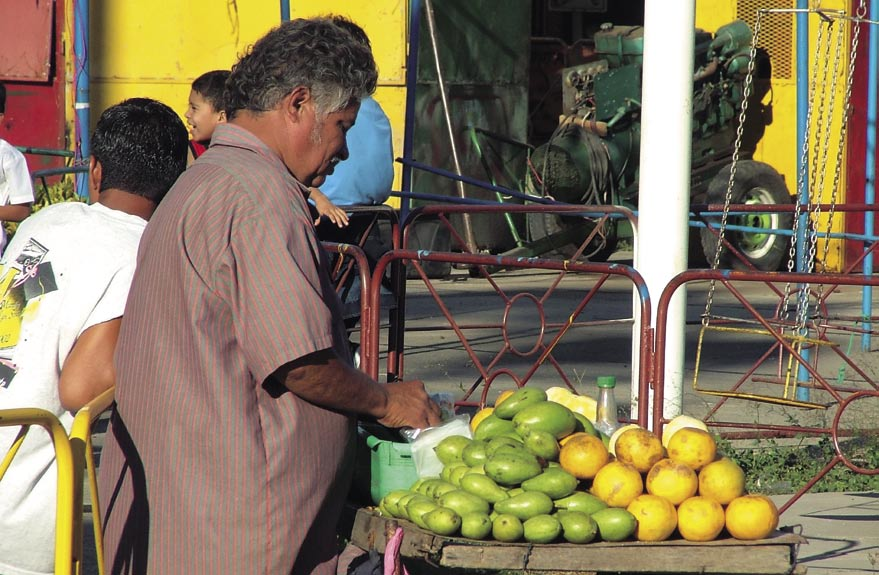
[[87, 0, 409, 194], [696, 0, 852, 270]]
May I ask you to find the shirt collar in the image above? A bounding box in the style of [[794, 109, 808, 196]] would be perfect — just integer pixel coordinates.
[[209, 123, 307, 194]]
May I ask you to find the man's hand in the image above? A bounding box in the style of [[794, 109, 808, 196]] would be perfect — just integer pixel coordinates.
[[377, 380, 442, 430]]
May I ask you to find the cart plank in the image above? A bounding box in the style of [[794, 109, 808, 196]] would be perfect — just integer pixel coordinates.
[[350, 508, 802, 574]]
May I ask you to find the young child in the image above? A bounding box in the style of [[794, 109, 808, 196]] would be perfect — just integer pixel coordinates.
[[0, 82, 35, 253], [185, 69, 229, 162]]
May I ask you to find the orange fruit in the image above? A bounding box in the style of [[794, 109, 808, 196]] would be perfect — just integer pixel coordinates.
[[676, 496, 726, 542], [626, 494, 678, 542], [614, 427, 665, 473], [494, 390, 516, 407], [590, 460, 644, 508], [607, 424, 641, 456], [559, 432, 592, 447], [645, 458, 698, 505], [559, 434, 609, 479], [725, 495, 779, 540], [667, 427, 717, 471], [698, 457, 746, 505], [470, 407, 495, 432], [661, 415, 709, 448]]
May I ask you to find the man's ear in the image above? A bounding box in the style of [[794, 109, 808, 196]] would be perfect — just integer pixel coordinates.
[[88, 156, 102, 204], [284, 86, 312, 122]]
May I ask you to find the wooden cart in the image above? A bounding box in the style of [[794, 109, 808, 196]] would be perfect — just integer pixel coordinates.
[[349, 508, 805, 575]]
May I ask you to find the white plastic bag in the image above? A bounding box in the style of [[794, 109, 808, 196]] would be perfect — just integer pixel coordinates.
[[404, 414, 472, 478]]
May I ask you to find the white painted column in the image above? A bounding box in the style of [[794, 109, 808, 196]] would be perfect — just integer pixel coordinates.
[[632, 0, 696, 423]]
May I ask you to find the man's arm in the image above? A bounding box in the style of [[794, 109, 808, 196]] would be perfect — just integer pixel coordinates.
[[275, 348, 441, 429], [58, 318, 120, 412], [0, 203, 32, 223]]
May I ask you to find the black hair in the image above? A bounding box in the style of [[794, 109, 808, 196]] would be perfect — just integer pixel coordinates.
[[191, 70, 230, 113], [329, 15, 371, 49], [0, 82, 6, 114], [91, 98, 188, 203], [225, 17, 377, 120]]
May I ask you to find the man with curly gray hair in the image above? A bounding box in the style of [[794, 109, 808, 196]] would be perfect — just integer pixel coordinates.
[[98, 18, 441, 575]]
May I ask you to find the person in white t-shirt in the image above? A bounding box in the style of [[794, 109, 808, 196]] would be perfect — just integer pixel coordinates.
[[0, 97, 188, 575], [0, 82, 36, 254]]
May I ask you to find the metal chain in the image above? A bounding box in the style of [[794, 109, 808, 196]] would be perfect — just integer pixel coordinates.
[[816, 7, 864, 304], [702, 12, 763, 326]]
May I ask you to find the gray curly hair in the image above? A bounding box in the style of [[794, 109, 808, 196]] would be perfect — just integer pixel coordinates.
[[225, 17, 377, 120]]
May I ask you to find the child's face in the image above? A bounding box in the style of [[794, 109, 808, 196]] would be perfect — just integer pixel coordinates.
[[185, 89, 225, 144]]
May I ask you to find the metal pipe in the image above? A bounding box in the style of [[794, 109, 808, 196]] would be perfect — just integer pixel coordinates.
[[796, 1, 809, 271], [280, 0, 289, 22], [422, 0, 479, 254], [635, 0, 696, 424], [399, 0, 423, 222], [73, 0, 89, 198], [862, 0, 877, 351]]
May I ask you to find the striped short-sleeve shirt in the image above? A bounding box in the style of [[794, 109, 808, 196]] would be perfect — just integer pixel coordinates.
[[98, 123, 354, 575]]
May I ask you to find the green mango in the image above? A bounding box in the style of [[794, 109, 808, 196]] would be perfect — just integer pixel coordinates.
[[448, 464, 471, 487], [474, 415, 518, 441], [461, 440, 489, 467], [573, 413, 600, 437], [423, 507, 462, 536], [493, 388, 548, 420], [484, 454, 543, 486], [523, 514, 562, 544], [460, 512, 493, 540], [441, 461, 469, 482], [464, 464, 485, 476], [434, 435, 472, 465], [522, 428, 561, 461], [493, 491, 554, 521], [406, 496, 439, 530], [521, 468, 579, 499], [492, 514, 524, 542], [485, 436, 524, 457], [437, 489, 491, 516], [491, 443, 535, 461], [591, 508, 637, 542], [557, 510, 598, 543], [381, 490, 414, 518], [513, 401, 578, 439], [554, 491, 608, 515], [395, 493, 419, 520], [427, 480, 459, 499], [460, 473, 510, 504]]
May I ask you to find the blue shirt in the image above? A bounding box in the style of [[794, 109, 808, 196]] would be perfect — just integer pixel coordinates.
[[319, 97, 394, 206]]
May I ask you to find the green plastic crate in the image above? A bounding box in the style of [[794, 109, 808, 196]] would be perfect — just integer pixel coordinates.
[[354, 425, 418, 505]]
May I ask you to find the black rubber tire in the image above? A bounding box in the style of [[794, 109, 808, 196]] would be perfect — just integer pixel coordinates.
[[699, 160, 794, 271], [527, 211, 618, 262]]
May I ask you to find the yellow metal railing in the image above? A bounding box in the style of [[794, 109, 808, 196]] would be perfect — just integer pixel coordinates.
[[0, 408, 76, 575]]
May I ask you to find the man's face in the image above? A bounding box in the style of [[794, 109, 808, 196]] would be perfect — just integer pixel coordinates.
[[294, 101, 358, 188], [185, 89, 224, 145]]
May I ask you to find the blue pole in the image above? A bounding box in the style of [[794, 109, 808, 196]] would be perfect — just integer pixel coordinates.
[[399, 0, 422, 223], [862, 0, 878, 351], [280, 1, 290, 22], [795, 1, 810, 401], [74, 0, 89, 199]]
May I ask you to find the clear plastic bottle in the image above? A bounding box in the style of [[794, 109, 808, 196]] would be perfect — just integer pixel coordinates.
[[594, 375, 620, 437]]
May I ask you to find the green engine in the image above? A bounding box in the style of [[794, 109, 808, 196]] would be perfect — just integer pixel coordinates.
[[527, 20, 792, 270]]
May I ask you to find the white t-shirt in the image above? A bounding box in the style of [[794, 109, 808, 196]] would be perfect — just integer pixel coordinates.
[[0, 201, 146, 575], [0, 139, 36, 253]]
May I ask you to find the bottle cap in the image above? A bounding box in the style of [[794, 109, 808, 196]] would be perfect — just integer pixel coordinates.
[[596, 376, 616, 389]]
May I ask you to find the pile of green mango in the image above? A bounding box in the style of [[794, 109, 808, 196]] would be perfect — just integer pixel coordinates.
[[377, 388, 637, 544]]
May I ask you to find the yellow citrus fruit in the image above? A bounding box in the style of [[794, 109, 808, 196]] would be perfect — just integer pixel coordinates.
[[559, 434, 609, 480], [565, 395, 598, 423], [545, 386, 573, 405], [645, 458, 698, 505], [661, 414, 709, 448], [470, 407, 495, 432], [667, 427, 717, 471], [626, 494, 678, 542], [559, 431, 592, 447], [614, 427, 665, 473], [608, 424, 641, 456], [698, 457, 746, 505], [676, 496, 726, 542], [494, 390, 516, 407], [725, 495, 779, 540], [590, 460, 644, 508]]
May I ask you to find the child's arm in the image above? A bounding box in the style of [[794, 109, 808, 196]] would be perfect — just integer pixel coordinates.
[[309, 187, 349, 228], [0, 203, 32, 223]]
